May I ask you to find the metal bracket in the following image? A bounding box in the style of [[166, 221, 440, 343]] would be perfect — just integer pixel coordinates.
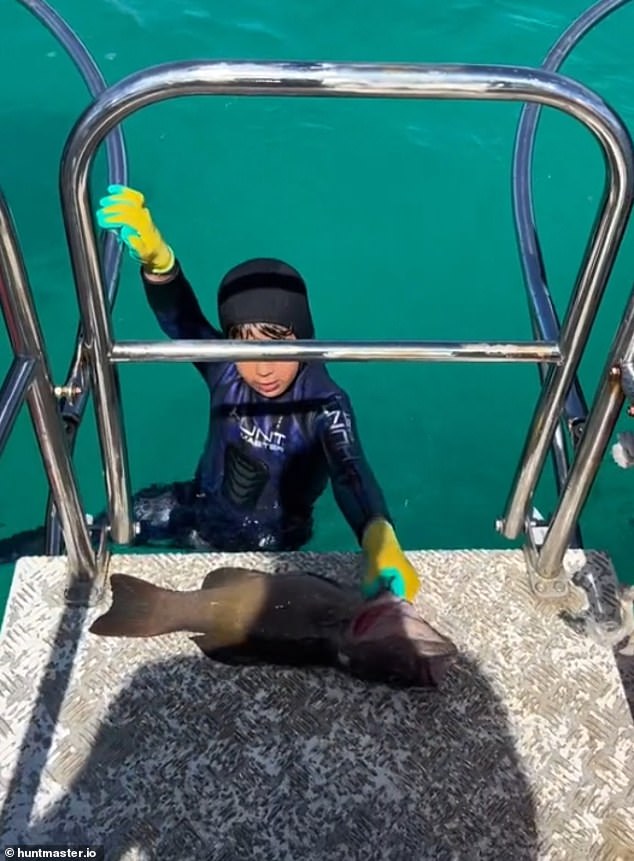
[[520, 508, 570, 598], [525, 561, 570, 597], [520, 507, 625, 641], [524, 546, 627, 646]]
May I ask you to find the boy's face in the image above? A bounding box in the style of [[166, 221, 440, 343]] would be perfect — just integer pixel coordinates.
[[235, 327, 300, 398]]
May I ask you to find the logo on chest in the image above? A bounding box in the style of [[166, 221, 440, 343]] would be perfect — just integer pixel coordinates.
[[230, 408, 287, 453]]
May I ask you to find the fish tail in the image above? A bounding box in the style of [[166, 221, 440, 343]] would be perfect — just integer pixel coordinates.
[[89, 573, 176, 637]]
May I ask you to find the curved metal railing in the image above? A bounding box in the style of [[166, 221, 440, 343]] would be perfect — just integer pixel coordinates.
[[16, 0, 128, 555], [0, 3, 631, 627], [511, 0, 632, 512], [58, 61, 634, 582], [0, 188, 97, 585]]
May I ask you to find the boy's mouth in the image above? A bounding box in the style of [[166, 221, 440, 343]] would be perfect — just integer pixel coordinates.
[[256, 381, 281, 395]]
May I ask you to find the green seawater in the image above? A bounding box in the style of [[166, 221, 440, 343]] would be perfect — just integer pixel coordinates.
[[2, 0, 634, 617]]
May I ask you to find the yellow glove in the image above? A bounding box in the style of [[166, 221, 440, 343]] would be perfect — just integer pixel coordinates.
[[361, 518, 420, 602], [96, 184, 175, 274]]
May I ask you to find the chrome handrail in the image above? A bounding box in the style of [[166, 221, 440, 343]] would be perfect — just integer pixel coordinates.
[[509, 0, 633, 613], [111, 339, 563, 364], [538, 304, 634, 577], [511, 0, 632, 483], [0, 189, 97, 584], [16, 0, 128, 556], [59, 61, 634, 561]]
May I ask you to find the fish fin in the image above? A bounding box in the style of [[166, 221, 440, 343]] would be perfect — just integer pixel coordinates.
[[201, 566, 343, 592], [201, 566, 263, 590], [89, 573, 171, 637]]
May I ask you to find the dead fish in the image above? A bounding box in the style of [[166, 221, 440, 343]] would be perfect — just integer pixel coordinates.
[[89, 566, 458, 688], [612, 431, 634, 468]]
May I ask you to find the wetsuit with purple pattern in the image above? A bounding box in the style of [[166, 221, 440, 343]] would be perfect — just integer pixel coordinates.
[[129, 264, 392, 552]]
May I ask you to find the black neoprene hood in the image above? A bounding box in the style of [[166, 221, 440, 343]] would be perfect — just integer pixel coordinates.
[[217, 257, 315, 339]]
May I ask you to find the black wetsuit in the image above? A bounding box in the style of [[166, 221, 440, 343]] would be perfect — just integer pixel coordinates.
[[0, 265, 392, 561]]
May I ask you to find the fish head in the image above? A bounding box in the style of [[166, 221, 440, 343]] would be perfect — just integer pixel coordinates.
[[340, 594, 458, 688]]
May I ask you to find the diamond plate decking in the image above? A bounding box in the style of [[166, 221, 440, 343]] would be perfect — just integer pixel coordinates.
[[0, 549, 633, 861]]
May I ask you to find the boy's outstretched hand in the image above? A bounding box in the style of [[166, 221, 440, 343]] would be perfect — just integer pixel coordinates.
[[361, 518, 420, 603], [96, 184, 175, 275]]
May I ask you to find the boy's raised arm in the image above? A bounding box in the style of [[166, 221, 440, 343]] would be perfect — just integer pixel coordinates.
[[97, 184, 222, 342]]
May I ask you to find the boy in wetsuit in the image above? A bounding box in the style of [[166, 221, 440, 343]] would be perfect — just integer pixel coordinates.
[[94, 185, 419, 602]]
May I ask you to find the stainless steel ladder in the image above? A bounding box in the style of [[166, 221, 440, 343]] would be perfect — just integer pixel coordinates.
[[2, 0, 634, 630]]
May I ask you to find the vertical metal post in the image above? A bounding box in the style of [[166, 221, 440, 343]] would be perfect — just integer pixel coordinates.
[[0, 189, 99, 588], [537, 293, 634, 577], [501, 164, 634, 539], [59, 160, 134, 545], [504, 0, 634, 543], [16, 0, 129, 556]]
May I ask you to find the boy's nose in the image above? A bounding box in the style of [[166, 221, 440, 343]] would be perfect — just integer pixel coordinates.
[[255, 362, 274, 378]]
